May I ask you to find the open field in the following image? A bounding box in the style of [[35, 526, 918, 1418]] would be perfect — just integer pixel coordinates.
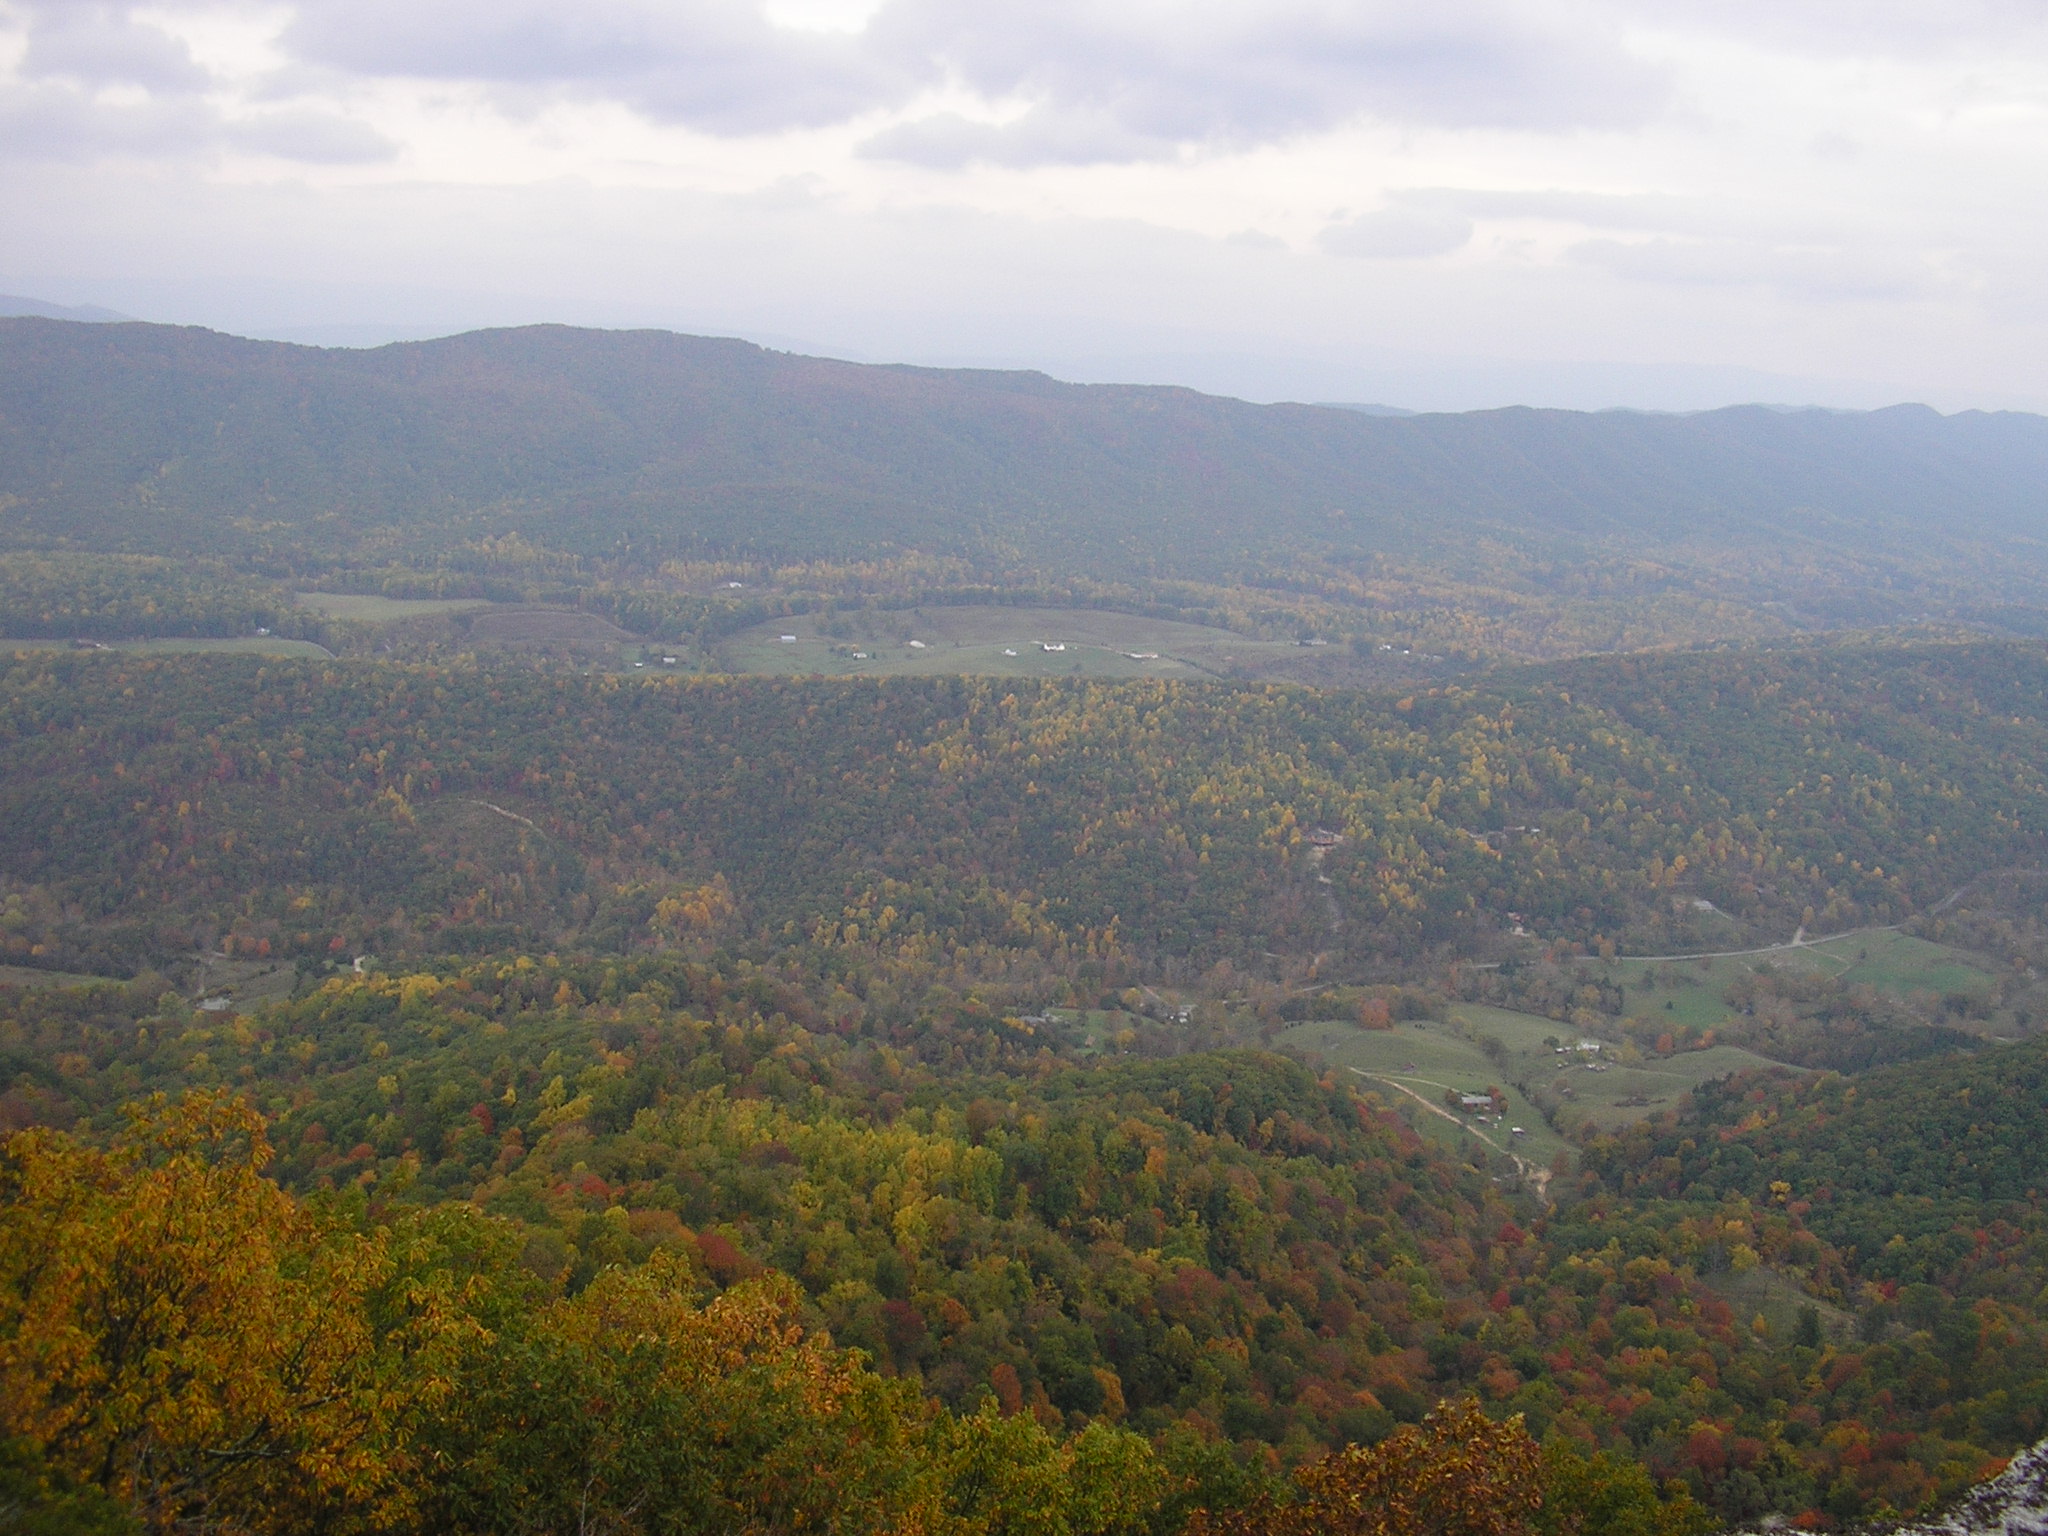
[[1278, 1015, 1570, 1169], [1038, 1007, 1149, 1053], [0, 962, 120, 989], [295, 592, 499, 622], [186, 957, 300, 1011], [1609, 928, 2002, 1033], [713, 606, 1319, 680], [1281, 1000, 1793, 1165], [1705, 1264, 1859, 1348], [8, 636, 334, 658], [1525, 1042, 1787, 1132]]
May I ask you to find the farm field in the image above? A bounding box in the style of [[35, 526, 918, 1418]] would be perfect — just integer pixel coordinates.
[[1608, 928, 2003, 1034], [1452, 1001, 1791, 1138], [1524, 1042, 1786, 1133], [186, 957, 300, 1011], [294, 592, 501, 623], [1277, 1014, 1569, 1170], [1281, 1002, 1794, 1164], [713, 605, 1315, 679]]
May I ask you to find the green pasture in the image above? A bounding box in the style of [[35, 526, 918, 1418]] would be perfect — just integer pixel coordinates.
[[0, 963, 121, 989], [1831, 930, 2000, 997], [295, 593, 498, 623], [1608, 927, 2000, 1032], [1451, 1003, 1572, 1051], [1450, 1002, 1782, 1134], [1705, 1264, 1858, 1349], [1530, 1044, 1785, 1132]]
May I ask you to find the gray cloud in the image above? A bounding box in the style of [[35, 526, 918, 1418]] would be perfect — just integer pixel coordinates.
[[16, 2, 210, 91], [0, 2, 400, 167], [10, 0, 2046, 175], [1417, 187, 1710, 233], [268, 0, 1668, 159], [1639, 0, 2048, 57], [228, 110, 400, 164], [1319, 207, 1475, 259], [873, 0, 1665, 145], [0, 80, 220, 159], [283, 0, 914, 133], [856, 107, 1172, 169]]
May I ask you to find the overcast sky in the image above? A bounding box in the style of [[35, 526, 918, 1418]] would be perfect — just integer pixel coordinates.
[[4, 0, 2047, 410]]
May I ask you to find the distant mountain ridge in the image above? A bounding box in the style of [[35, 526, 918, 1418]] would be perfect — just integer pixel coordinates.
[[0, 294, 132, 323], [3, 317, 2047, 631]]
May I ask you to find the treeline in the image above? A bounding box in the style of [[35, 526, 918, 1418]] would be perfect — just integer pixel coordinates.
[[1582, 1031, 2048, 1257], [4, 1082, 1718, 1535], [0, 553, 321, 641]]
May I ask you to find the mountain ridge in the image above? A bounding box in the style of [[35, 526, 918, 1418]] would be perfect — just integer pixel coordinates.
[[6, 318, 2047, 570]]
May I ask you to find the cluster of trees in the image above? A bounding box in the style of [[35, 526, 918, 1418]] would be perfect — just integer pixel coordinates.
[[3, 1090, 1717, 1536], [6, 944, 2048, 1526], [0, 554, 320, 642]]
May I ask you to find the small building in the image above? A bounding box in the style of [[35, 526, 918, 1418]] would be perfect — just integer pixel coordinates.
[[1306, 828, 1342, 847], [1457, 1093, 1493, 1112], [780, 635, 797, 643]]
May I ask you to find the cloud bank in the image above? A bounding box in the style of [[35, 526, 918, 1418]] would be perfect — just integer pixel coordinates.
[[2, 0, 2046, 409]]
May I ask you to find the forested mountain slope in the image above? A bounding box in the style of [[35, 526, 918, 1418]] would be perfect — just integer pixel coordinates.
[[9, 634, 2048, 1528], [3, 637, 2044, 977], [5, 319, 2048, 635]]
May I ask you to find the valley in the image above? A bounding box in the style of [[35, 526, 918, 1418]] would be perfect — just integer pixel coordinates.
[[8, 318, 2048, 1534]]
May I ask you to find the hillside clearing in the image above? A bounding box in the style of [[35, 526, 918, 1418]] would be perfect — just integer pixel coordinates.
[[295, 592, 500, 623]]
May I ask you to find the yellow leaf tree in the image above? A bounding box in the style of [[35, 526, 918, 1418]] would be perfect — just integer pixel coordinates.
[[1188, 1398, 1543, 1536], [0, 1092, 427, 1532]]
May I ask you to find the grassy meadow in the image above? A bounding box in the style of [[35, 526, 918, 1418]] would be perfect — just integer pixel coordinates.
[[7, 636, 333, 658], [294, 592, 500, 622]]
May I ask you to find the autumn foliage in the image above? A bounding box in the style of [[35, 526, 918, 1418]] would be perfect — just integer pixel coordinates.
[[0, 1092, 433, 1530], [1189, 1399, 1543, 1536]]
